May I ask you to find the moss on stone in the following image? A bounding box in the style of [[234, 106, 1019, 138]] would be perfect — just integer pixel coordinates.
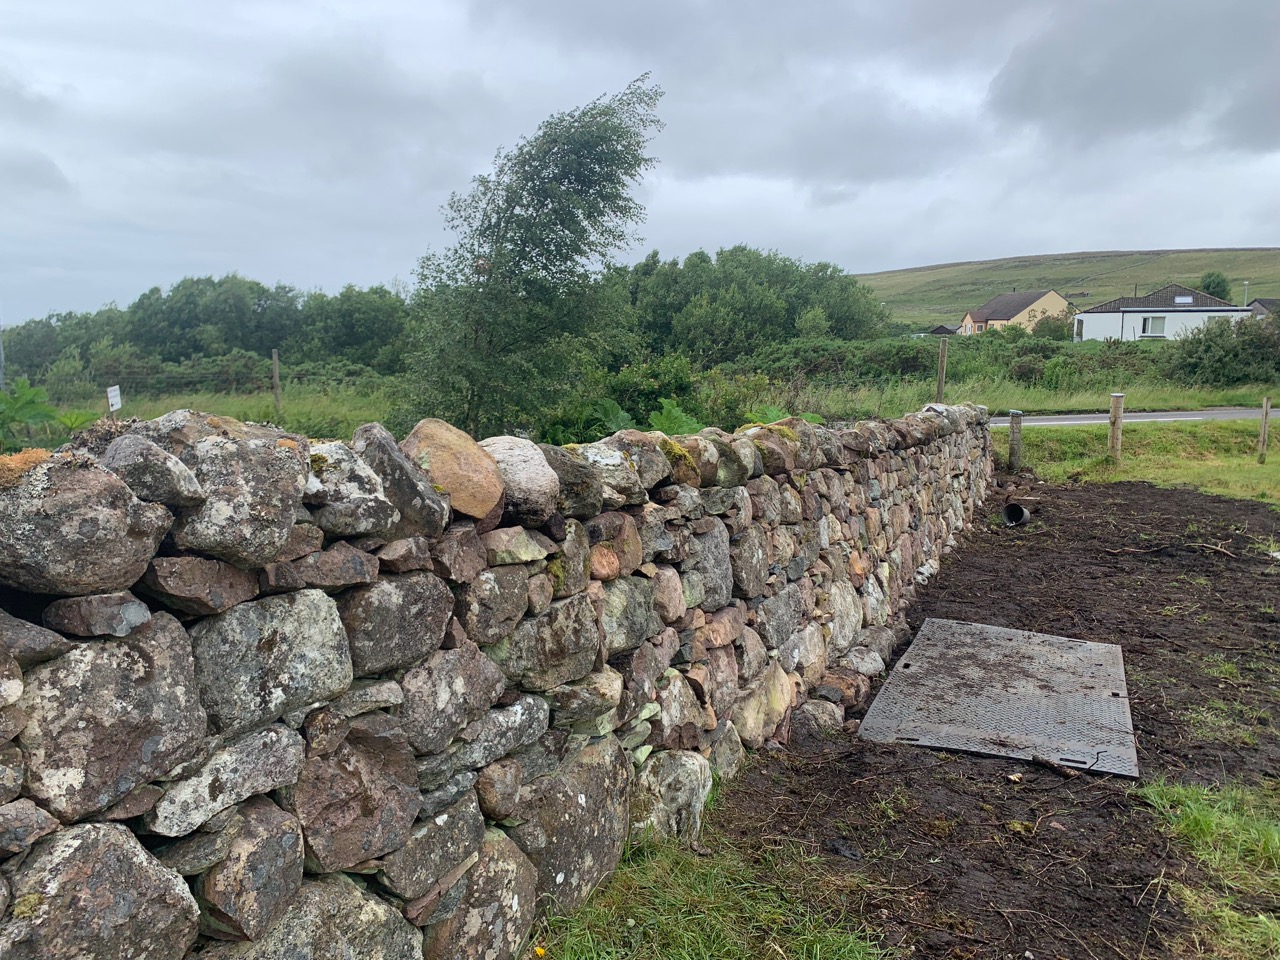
[[11, 893, 44, 919], [308, 452, 330, 476], [0, 448, 52, 489], [656, 435, 697, 474], [765, 425, 799, 443]]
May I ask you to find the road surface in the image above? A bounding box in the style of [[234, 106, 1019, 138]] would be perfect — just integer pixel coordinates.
[[989, 407, 1262, 428]]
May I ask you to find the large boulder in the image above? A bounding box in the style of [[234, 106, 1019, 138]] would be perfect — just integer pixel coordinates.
[[400, 641, 507, 755], [0, 823, 200, 960], [305, 440, 400, 537], [100, 434, 205, 507], [337, 572, 453, 676], [454, 567, 529, 646], [145, 724, 305, 836], [0, 452, 171, 595], [352, 423, 450, 539], [630, 749, 714, 844], [376, 791, 486, 900], [734, 662, 792, 748], [600, 576, 660, 657], [400, 418, 505, 523], [200, 875, 422, 960], [486, 593, 600, 691], [479, 436, 560, 528], [506, 737, 631, 912], [18, 612, 207, 821], [196, 796, 305, 941], [189, 590, 352, 735], [538, 444, 603, 519], [422, 829, 536, 960], [279, 715, 420, 873]]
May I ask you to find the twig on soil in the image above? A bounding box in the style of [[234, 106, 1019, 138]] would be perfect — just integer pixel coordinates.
[[1104, 545, 1171, 555], [1030, 754, 1082, 778], [1187, 540, 1237, 558]]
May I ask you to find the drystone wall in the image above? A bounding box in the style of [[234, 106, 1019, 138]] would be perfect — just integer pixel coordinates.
[[0, 402, 990, 960]]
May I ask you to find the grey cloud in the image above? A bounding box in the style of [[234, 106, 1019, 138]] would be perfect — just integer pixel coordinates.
[[0, 148, 74, 196], [0, 69, 59, 124], [987, 0, 1280, 151]]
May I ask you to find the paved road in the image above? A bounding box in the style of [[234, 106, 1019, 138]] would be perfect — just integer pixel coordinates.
[[989, 407, 1263, 428]]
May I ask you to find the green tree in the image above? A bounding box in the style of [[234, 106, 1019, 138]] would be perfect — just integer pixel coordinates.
[[1031, 308, 1074, 341], [0, 378, 57, 451], [402, 76, 664, 436], [1198, 270, 1232, 302]]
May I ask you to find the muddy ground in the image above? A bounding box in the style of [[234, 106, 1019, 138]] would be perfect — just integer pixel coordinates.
[[716, 480, 1280, 959]]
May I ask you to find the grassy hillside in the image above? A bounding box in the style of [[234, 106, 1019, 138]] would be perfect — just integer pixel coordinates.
[[861, 248, 1280, 329]]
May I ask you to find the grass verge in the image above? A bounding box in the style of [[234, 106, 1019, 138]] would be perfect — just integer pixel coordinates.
[[532, 834, 882, 960], [1002, 420, 1278, 503], [1137, 780, 1280, 958]]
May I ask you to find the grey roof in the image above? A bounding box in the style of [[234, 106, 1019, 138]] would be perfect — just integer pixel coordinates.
[[966, 290, 1057, 322], [1248, 297, 1279, 314], [1079, 283, 1238, 314]]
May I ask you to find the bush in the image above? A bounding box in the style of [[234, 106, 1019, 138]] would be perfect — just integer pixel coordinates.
[[1164, 315, 1280, 387]]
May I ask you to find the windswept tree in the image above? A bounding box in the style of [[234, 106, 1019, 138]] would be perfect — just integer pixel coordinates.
[[404, 76, 664, 436], [1198, 270, 1232, 302]]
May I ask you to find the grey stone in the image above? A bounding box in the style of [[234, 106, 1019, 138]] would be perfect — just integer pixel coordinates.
[[735, 662, 792, 749], [306, 440, 400, 537], [400, 641, 507, 755], [539, 444, 604, 519], [101, 434, 206, 507], [474, 759, 522, 821], [0, 453, 172, 595], [0, 742, 22, 803], [487, 593, 599, 691], [422, 829, 536, 960], [377, 791, 485, 900], [709, 721, 746, 780], [795, 699, 845, 734], [479, 526, 554, 565], [145, 724, 306, 836], [353, 422, 450, 540], [542, 666, 623, 726], [0, 798, 59, 854], [195, 796, 305, 941], [779, 622, 827, 685], [691, 517, 733, 612], [18, 612, 206, 821], [600, 576, 660, 657], [826, 581, 865, 659], [480, 436, 560, 528], [290, 541, 380, 591], [858, 625, 897, 663], [417, 696, 550, 790], [200, 875, 422, 960], [545, 518, 591, 599], [507, 737, 631, 912], [330, 679, 404, 718], [455, 566, 529, 645], [839, 645, 886, 677], [755, 583, 805, 648], [338, 572, 453, 676], [41, 591, 150, 638], [155, 814, 243, 875], [429, 522, 487, 582], [419, 771, 479, 819], [0, 823, 200, 960], [189, 590, 353, 735], [730, 524, 770, 598], [630, 749, 713, 844], [0, 651, 19, 708]]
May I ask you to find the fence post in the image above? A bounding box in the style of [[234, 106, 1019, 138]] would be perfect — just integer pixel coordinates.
[[935, 336, 948, 404], [1260, 396, 1272, 465], [272, 349, 282, 417], [1008, 410, 1023, 472], [1108, 393, 1125, 462]]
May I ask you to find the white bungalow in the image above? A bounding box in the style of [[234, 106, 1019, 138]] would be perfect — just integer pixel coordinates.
[[1073, 283, 1249, 341]]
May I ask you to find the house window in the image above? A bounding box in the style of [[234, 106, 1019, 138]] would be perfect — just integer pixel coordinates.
[[1141, 316, 1166, 338], [975, 323, 986, 332]]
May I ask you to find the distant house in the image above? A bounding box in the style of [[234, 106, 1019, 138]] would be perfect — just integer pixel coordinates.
[[1248, 297, 1279, 318], [928, 324, 959, 335], [1073, 283, 1249, 341], [960, 290, 1069, 335]]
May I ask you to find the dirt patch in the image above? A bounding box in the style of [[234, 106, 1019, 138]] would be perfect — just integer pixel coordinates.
[[715, 480, 1280, 959]]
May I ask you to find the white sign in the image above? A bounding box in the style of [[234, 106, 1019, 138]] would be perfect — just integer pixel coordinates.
[[107, 385, 122, 412]]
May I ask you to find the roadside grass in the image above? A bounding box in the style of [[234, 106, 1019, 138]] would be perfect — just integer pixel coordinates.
[[1186, 699, 1268, 747], [1137, 780, 1280, 959], [533, 833, 883, 960], [771, 378, 1273, 422], [999, 420, 1278, 503]]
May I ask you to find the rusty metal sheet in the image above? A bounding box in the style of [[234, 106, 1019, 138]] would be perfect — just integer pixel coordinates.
[[858, 618, 1138, 777]]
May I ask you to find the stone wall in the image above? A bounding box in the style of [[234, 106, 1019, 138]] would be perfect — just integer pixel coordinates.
[[0, 403, 990, 960]]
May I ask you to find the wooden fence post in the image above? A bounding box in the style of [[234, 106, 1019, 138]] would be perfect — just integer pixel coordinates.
[[1260, 397, 1272, 465], [272, 349, 282, 416], [1008, 410, 1023, 472], [935, 337, 948, 404], [1108, 393, 1125, 462]]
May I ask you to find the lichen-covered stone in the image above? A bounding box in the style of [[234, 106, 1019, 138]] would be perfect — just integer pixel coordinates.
[[338, 571, 453, 676], [18, 612, 206, 821], [0, 607, 74, 667], [730, 523, 769, 598], [0, 798, 60, 854], [506, 737, 631, 912], [290, 541, 380, 591], [479, 436, 560, 528], [630, 749, 713, 844], [41, 591, 150, 638], [545, 517, 591, 599], [689, 517, 733, 612], [279, 715, 420, 873], [189, 590, 352, 735], [400, 418, 505, 522], [734, 662, 792, 748], [400, 641, 507, 755], [539, 444, 604, 519], [779, 622, 828, 685], [455, 566, 529, 645], [200, 875, 422, 960], [0, 454, 171, 595], [474, 759, 522, 821], [480, 526, 554, 565], [417, 696, 550, 791], [486, 593, 599, 691], [101, 433, 206, 507], [422, 829, 536, 960], [352, 422, 450, 540], [145, 724, 306, 836], [0, 742, 22, 803], [377, 791, 485, 900], [542, 666, 623, 726], [0, 651, 20, 708], [0, 823, 200, 960], [600, 576, 660, 657], [196, 796, 304, 941], [140, 556, 260, 616], [306, 439, 400, 537]]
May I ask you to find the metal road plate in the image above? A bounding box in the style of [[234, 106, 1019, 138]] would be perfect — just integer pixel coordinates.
[[858, 618, 1139, 777]]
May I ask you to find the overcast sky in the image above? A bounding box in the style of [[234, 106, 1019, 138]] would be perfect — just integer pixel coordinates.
[[2, 0, 1278, 323]]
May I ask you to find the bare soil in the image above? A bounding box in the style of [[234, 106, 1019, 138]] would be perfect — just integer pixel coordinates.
[[716, 480, 1280, 959]]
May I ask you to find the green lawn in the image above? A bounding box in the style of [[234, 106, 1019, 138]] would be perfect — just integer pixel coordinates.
[[860, 248, 1280, 329]]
